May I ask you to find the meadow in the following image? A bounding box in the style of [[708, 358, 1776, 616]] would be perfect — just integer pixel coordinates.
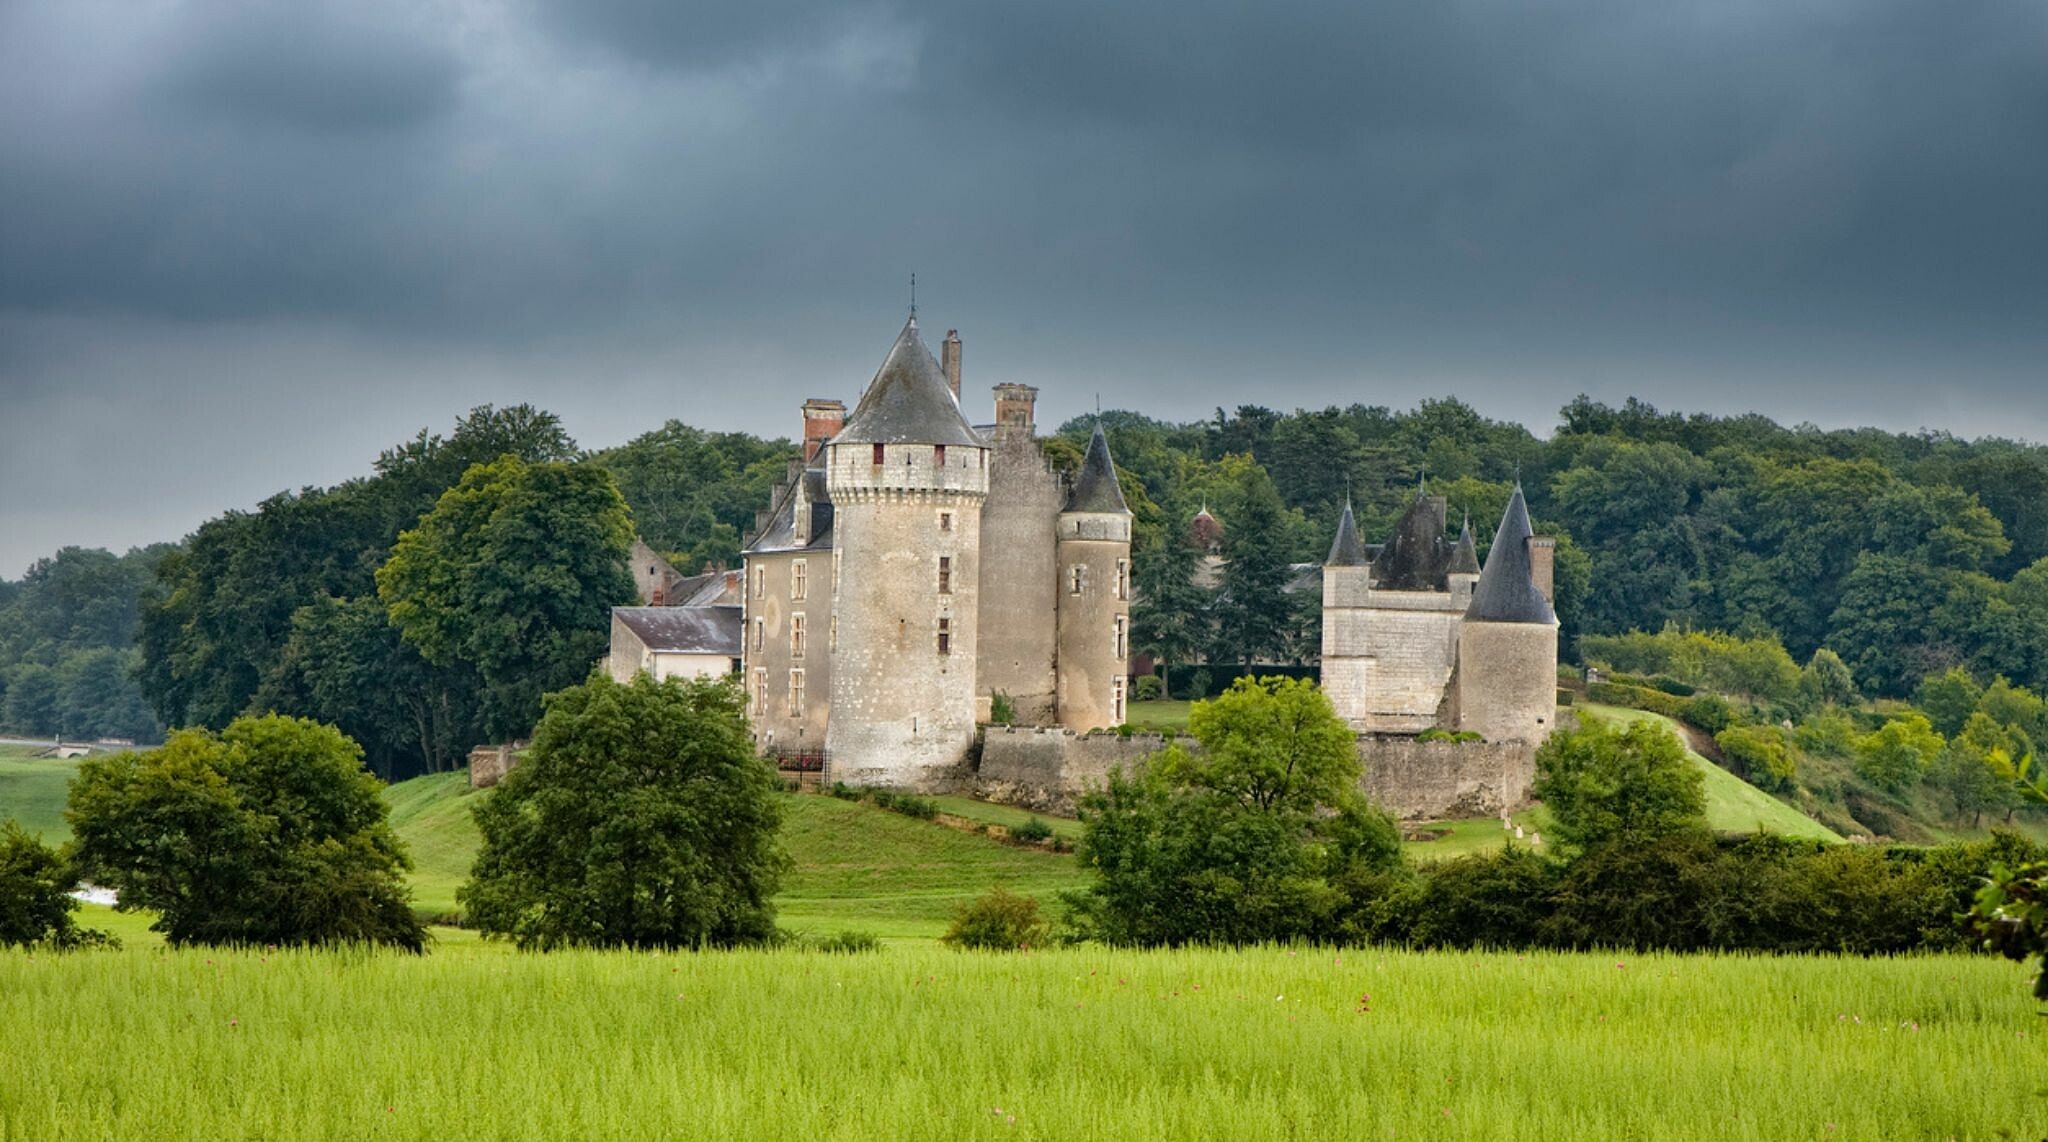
[[1, 942, 2039, 1139]]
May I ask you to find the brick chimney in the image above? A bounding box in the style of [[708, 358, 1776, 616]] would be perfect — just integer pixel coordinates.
[[993, 383, 1038, 436], [1527, 536, 1556, 606], [800, 398, 845, 464], [942, 330, 962, 401]]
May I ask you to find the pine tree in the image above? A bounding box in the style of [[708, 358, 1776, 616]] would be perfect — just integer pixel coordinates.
[[1131, 527, 1212, 690], [1212, 476, 1295, 664]]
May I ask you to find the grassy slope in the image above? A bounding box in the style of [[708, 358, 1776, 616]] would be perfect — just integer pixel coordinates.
[[3, 944, 2040, 1139], [381, 775, 1089, 940], [1581, 703, 1843, 842], [926, 793, 1084, 840], [0, 747, 77, 842], [1125, 698, 1193, 731]]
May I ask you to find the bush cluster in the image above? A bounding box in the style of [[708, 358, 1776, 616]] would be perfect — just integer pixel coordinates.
[[1586, 680, 1685, 718], [943, 887, 1052, 951], [867, 790, 939, 820]]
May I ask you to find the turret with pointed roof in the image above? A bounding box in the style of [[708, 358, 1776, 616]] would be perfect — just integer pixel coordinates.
[[1448, 514, 1481, 576], [1056, 424, 1133, 732], [1066, 426, 1130, 514], [1466, 486, 1555, 625], [1326, 500, 1368, 567], [832, 317, 984, 448]]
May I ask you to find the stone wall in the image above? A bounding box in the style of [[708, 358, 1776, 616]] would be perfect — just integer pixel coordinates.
[[1454, 619, 1560, 745], [1358, 735, 1535, 820], [976, 727, 1163, 814], [469, 744, 516, 789], [975, 432, 1062, 723], [740, 549, 833, 752]]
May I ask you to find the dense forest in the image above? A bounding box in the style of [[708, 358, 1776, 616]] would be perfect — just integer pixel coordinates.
[[4, 393, 2047, 782]]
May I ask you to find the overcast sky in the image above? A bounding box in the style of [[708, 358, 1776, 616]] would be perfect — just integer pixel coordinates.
[[3, 0, 2045, 576]]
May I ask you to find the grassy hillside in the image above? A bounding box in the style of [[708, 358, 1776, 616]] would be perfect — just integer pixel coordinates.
[[381, 775, 1090, 939], [0, 746, 77, 842], [4, 943, 2038, 1138], [1581, 704, 1843, 842]]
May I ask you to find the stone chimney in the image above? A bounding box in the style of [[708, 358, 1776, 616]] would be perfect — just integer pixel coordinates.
[[993, 383, 1038, 435], [942, 330, 962, 401], [1527, 536, 1556, 606], [800, 398, 845, 464]]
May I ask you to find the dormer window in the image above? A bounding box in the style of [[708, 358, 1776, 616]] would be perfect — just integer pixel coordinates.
[[934, 444, 947, 467]]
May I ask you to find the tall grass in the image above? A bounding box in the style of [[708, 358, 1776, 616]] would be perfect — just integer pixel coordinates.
[[2, 944, 2040, 1138]]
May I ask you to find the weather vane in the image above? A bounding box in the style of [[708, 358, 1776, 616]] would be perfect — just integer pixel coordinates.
[[909, 272, 917, 318]]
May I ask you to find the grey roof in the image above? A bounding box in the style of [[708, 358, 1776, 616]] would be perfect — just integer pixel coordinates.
[[1466, 486, 1556, 624], [744, 465, 835, 555], [1326, 501, 1368, 566], [832, 318, 984, 448], [1065, 426, 1131, 514], [1372, 493, 1452, 591], [614, 605, 743, 655], [1449, 515, 1480, 575]]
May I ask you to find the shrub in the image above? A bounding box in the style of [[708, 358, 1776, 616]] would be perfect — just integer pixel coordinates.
[[1533, 717, 1706, 850], [1679, 693, 1735, 735], [1853, 714, 1944, 793], [829, 781, 862, 801], [943, 887, 1051, 950], [1556, 688, 1576, 707], [1715, 724, 1796, 793], [808, 930, 881, 954], [0, 821, 111, 950], [1133, 674, 1165, 702], [68, 715, 424, 951], [1794, 710, 1859, 759], [1011, 817, 1055, 845], [1182, 669, 1212, 702], [463, 674, 786, 951], [1646, 675, 1696, 697], [1584, 681, 1683, 718], [989, 691, 1016, 726]]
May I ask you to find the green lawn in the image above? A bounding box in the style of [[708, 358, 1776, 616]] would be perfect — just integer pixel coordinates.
[[926, 793, 1084, 840], [3, 942, 2040, 1138], [1582, 704, 1843, 842], [381, 771, 486, 921], [1124, 698, 1193, 731], [0, 748, 79, 842]]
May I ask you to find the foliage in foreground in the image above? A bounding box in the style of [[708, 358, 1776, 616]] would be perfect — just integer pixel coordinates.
[[462, 673, 787, 950], [0, 821, 109, 949], [942, 887, 1052, 951], [65, 715, 423, 950]]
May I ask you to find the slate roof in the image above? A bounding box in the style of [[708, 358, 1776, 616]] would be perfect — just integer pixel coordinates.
[[1372, 493, 1452, 591], [1466, 486, 1556, 624], [832, 317, 984, 448], [614, 605, 744, 655], [1449, 515, 1481, 575], [1326, 501, 1368, 566], [1066, 426, 1131, 514]]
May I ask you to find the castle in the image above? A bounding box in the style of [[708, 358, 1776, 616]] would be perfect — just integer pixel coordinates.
[[722, 315, 1132, 786], [602, 313, 1560, 814]]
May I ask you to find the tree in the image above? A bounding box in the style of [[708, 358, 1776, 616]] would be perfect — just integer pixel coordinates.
[[378, 457, 637, 740], [1917, 667, 1985, 738], [461, 673, 786, 950], [0, 821, 109, 949], [2, 664, 59, 736], [1129, 527, 1211, 690], [1531, 716, 1706, 850], [1799, 648, 1860, 709], [66, 715, 423, 949], [1066, 676, 1401, 946], [1853, 714, 1945, 794], [1715, 724, 1797, 794], [1209, 472, 1296, 663]]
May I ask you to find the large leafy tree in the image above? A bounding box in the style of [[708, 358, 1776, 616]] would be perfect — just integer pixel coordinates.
[[1067, 676, 1400, 947], [66, 715, 423, 949], [378, 456, 636, 740], [1129, 526, 1211, 688], [1210, 471, 1297, 663], [1531, 716, 1707, 850], [0, 822, 109, 949], [462, 673, 786, 950]]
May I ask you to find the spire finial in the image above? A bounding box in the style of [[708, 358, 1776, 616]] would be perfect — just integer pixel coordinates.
[[909, 272, 917, 320]]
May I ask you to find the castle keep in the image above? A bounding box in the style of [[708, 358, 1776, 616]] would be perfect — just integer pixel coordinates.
[[734, 316, 1132, 787]]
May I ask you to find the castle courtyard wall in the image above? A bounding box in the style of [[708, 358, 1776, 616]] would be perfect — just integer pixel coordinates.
[[975, 434, 1062, 723]]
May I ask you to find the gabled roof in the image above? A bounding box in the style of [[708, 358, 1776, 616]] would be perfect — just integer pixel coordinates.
[[1326, 501, 1368, 566], [1372, 492, 1451, 590], [1449, 515, 1480, 575], [832, 317, 984, 448], [1466, 486, 1556, 624], [1065, 426, 1131, 514], [614, 605, 744, 655]]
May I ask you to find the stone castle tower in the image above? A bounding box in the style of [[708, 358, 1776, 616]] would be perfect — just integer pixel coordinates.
[[732, 315, 1133, 788], [1320, 485, 1558, 742]]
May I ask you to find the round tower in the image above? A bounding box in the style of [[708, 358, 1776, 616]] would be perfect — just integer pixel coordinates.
[[1056, 426, 1134, 730], [824, 317, 989, 786], [1320, 499, 1373, 730], [1455, 485, 1560, 743]]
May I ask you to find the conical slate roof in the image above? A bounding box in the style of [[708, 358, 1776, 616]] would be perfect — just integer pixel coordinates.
[[1326, 501, 1368, 566], [1066, 426, 1131, 514], [833, 317, 984, 448], [1448, 515, 1480, 575], [1372, 492, 1450, 590], [1467, 486, 1556, 624]]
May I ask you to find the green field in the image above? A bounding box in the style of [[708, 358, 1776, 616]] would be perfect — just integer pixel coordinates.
[[1124, 698, 1193, 731], [0, 745, 77, 842], [1, 942, 2039, 1139]]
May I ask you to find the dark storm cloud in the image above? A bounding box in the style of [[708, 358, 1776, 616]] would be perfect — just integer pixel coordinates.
[[3, 0, 2047, 575]]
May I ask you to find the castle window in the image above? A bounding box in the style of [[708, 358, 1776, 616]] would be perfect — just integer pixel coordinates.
[[788, 668, 805, 716], [752, 669, 766, 718], [1112, 676, 1126, 725], [939, 511, 953, 532], [1070, 566, 1086, 596], [753, 617, 764, 652], [938, 556, 952, 595], [1116, 559, 1129, 601], [751, 564, 764, 599], [1114, 615, 1128, 659], [791, 559, 807, 600], [790, 614, 806, 659], [872, 443, 885, 466], [830, 614, 838, 652], [934, 444, 947, 468], [937, 617, 952, 656]]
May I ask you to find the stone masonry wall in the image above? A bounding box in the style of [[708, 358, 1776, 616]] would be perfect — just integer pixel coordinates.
[[976, 727, 1163, 814], [975, 433, 1062, 723], [1359, 735, 1535, 820]]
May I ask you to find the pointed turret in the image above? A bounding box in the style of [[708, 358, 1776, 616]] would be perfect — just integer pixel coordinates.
[[833, 317, 983, 447], [1327, 500, 1368, 566], [1066, 426, 1130, 514], [1448, 515, 1480, 576], [1466, 486, 1555, 624]]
